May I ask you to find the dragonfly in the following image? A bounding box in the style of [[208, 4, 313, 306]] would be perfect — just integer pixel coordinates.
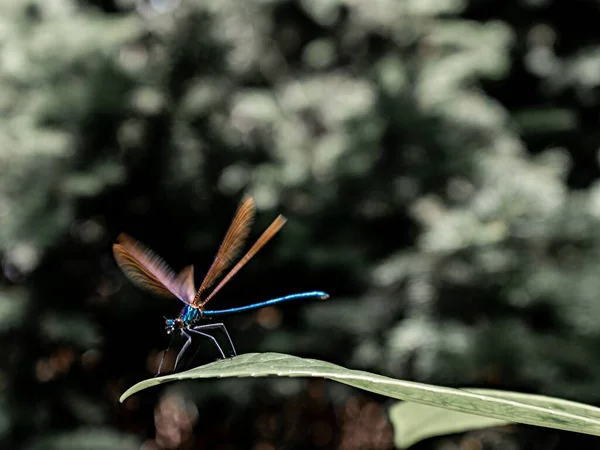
[[112, 196, 329, 374]]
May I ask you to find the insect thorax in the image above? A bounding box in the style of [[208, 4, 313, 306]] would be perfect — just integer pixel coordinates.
[[179, 304, 202, 326]]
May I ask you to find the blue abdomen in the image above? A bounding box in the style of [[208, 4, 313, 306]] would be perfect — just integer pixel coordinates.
[[179, 305, 201, 326]]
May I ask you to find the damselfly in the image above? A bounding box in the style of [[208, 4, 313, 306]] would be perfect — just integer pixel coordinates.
[[113, 197, 328, 373]]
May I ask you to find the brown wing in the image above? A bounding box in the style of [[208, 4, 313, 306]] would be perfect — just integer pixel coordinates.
[[113, 233, 190, 304], [175, 265, 196, 304], [193, 196, 256, 305], [197, 214, 287, 307]]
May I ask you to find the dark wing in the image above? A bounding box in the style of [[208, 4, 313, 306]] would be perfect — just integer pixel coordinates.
[[175, 265, 196, 304], [113, 233, 191, 304], [197, 214, 287, 307], [193, 196, 256, 305]]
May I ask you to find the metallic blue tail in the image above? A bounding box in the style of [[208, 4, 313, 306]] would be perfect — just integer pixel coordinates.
[[201, 291, 329, 317]]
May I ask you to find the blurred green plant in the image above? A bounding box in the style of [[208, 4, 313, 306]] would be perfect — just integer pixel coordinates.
[[2, 0, 600, 448]]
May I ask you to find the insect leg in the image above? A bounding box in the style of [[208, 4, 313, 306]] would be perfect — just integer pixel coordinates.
[[191, 323, 237, 357], [156, 333, 176, 376], [156, 350, 167, 377], [187, 327, 226, 359], [174, 330, 193, 370]]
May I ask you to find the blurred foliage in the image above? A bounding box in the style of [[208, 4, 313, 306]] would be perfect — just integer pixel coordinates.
[[1, 0, 600, 449]]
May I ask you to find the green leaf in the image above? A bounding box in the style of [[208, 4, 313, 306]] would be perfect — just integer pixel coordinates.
[[390, 388, 600, 448], [390, 402, 512, 448], [120, 353, 600, 438]]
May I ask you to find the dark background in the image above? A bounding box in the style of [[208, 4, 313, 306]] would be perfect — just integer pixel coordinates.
[[2, 0, 600, 448]]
